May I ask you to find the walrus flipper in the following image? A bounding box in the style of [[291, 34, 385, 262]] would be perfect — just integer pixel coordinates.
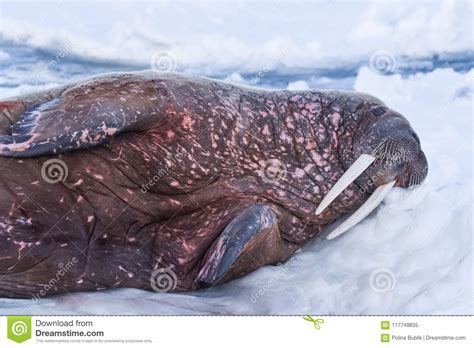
[[0, 76, 162, 157], [197, 204, 293, 285]]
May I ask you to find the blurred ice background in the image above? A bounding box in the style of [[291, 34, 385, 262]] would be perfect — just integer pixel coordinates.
[[0, 0, 472, 314]]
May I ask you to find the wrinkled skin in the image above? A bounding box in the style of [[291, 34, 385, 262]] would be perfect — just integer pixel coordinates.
[[0, 72, 428, 298]]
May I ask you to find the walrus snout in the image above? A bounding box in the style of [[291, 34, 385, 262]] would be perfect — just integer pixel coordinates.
[[316, 105, 428, 240], [397, 149, 429, 188], [349, 108, 427, 188], [358, 135, 423, 189]]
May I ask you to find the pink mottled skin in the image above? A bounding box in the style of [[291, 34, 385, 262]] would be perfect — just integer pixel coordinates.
[[0, 72, 427, 297]]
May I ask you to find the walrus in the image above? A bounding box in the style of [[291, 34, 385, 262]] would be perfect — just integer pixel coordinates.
[[0, 71, 428, 298]]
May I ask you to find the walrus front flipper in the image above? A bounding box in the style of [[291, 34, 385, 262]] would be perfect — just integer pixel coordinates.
[[0, 75, 163, 157], [197, 204, 294, 285]]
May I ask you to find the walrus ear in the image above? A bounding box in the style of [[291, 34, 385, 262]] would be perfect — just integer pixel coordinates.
[[197, 204, 293, 285]]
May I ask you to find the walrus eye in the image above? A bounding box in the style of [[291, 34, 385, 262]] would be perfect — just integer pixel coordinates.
[[370, 106, 387, 117]]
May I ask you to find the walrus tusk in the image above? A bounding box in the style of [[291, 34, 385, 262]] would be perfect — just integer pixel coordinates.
[[326, 180, 396, 240], [315, 154, 376, 215]]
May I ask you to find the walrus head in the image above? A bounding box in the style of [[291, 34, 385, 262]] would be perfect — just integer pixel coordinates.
[[316, 99, 428, 239], [354, 104, 428, 190]]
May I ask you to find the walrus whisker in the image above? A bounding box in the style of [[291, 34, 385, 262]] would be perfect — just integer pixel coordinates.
[[412, 172, 422, 188], [372, 140, 387, 160], [408, 174, 414, 188], [326, 180, 396, 240], [315, 154, 376, 215]]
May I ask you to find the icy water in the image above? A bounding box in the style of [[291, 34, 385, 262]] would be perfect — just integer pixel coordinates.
[[0, 0, 473, 314]]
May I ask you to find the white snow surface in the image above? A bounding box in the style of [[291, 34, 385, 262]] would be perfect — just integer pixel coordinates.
[[0, 0, 472, 72], [0, 67, 472, 315]]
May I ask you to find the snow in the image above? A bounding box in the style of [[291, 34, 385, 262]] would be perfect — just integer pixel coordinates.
[[0, 50, 10, 61], [286, 80, 310, 91], [0, 67, 471, 315], [0, 1, 472, 73]]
